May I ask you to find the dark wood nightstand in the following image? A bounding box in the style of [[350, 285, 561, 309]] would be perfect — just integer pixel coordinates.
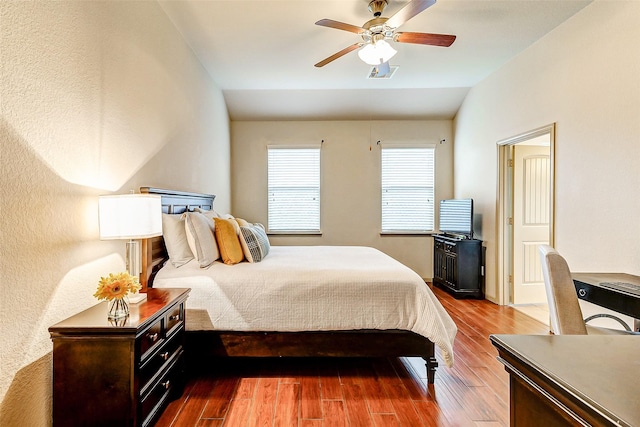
[[49, 288, 190, 427]]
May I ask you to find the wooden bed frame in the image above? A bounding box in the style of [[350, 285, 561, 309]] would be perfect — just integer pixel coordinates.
[[139, 187, 439, 383]]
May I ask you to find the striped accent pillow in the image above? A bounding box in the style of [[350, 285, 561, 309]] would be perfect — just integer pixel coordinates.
[[239, 224, 270, 263]]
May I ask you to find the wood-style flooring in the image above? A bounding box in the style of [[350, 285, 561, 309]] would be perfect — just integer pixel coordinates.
[[155, 285, 549, 427]]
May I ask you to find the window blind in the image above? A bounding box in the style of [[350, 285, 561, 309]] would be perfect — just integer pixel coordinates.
[[381, 146, 435, 232], [267, 147, 321, 232]]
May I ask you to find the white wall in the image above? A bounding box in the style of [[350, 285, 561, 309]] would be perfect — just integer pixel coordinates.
[[454, 0, 640, 302], [231, 120, 453, 278], [0, 2, 230, 426]]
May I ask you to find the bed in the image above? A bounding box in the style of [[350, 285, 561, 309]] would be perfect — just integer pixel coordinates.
[[139, 187, 457, 383]]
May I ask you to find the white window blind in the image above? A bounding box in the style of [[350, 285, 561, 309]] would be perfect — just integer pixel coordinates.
[[381, 146, 435, 232], [268, 146, 321, 232]]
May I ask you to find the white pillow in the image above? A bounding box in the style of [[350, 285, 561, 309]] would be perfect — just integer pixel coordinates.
[[194, 207, 221, 219], [238, 223, 270, 263], [184, 212, 220, 268], [162, 214, 194, 267]]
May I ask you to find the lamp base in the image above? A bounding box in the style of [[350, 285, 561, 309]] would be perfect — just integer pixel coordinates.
[[125, 239, 141, 280]]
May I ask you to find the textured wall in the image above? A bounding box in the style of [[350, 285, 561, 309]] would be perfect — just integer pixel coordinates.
[[453, 1, 640, 302], [0, 2, 230, 426], [231, 120, 454, 279]]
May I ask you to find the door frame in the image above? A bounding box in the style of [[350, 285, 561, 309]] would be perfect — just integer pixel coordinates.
[[496, 123, 556, 305]]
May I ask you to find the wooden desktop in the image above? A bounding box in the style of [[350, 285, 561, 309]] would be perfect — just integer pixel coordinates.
[[491, 334, 640, 427]]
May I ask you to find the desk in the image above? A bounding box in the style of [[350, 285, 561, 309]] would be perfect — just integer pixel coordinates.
[[572, 273, 640, 331], [491, 334, 640, 426]]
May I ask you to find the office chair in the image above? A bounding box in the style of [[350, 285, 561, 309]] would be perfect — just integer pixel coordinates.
[[538, 245, 634, 335]]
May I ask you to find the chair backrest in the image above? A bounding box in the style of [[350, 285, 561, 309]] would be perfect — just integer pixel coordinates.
[[538, 245, 588, 335]]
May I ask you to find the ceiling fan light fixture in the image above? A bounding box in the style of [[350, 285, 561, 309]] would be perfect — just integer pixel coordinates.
[[357, 40, 397, 65]]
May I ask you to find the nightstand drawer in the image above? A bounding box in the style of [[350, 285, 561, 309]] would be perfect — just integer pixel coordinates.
[[139, 330, 183, 394], [140, 350, 184, 427], [139, 319, 164, 362], [166, 303, 184, 337]]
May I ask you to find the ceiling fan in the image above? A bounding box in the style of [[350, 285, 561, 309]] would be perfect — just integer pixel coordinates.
[[314, 0, 456, 71]]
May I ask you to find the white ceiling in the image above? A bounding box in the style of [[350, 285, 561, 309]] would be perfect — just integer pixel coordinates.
[[159, 0, 592, 121]]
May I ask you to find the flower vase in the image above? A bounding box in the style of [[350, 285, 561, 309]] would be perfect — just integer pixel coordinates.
[[108, 296, 130, 320]]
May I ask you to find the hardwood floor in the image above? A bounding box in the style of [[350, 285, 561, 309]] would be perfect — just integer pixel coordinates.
[[155, 286, 548, 427]]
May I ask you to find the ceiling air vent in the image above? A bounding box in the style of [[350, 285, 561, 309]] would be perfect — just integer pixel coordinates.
[[367, 65, 398, 79]]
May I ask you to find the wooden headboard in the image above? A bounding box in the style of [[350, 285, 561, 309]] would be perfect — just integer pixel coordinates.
[[139, 187, 216, 291]]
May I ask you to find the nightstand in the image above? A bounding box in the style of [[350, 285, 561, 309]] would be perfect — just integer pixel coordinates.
[[49, 288, 190, 427]]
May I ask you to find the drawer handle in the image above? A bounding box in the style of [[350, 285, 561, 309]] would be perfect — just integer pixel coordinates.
[[147, 332, 159, 342], [161, 380, 171, 390], [160, 351, 170, 361], [169, 314, 180, 321]]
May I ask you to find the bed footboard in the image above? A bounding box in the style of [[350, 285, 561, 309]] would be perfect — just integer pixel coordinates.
[[185, 329, 438, 384]]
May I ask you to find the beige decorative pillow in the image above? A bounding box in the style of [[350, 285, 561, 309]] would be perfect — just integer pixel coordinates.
[[213, 217, 244, 265], [162, 213, 194, 267], [235, 217, 249, 227], [228, 217, 241, 235], [184, 212, 220, 268]]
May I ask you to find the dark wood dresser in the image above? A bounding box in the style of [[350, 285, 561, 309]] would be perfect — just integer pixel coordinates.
[[491, 334, 640, 427], [49, 288, 190, 427], [433, 234, 483, 298]]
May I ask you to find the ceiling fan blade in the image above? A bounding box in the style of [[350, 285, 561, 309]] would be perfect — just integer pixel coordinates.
[[315, 43, 363, 67], [315, 19, 365, 34], [395, 32, 456, 47], [385, 0, 436, 28]]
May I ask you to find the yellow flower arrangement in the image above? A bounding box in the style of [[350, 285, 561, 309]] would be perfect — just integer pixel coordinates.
[[94, 272, 141, 301]]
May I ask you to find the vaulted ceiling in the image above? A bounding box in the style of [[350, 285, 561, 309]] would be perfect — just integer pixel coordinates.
[[159, 0, 592, 121]]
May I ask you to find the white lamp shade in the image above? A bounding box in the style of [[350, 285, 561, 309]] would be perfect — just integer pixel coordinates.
[[99, 194, 162, 240], [357, 40, 397, 65]]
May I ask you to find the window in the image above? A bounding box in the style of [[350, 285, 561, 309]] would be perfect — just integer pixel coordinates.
[[267, 146, 321, 233], [381, 145, 435, 232]]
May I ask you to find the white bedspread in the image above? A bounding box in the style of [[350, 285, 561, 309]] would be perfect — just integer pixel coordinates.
[[153, 246, 457, 366]]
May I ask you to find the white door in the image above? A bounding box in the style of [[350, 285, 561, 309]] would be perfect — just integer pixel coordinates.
[[512, 145, 550, 304]]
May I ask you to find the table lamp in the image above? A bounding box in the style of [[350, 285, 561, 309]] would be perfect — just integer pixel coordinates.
[[98, 193, 162, 286]]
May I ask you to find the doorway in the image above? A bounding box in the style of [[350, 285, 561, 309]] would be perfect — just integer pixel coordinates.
[[497, 124, 555, 306]]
